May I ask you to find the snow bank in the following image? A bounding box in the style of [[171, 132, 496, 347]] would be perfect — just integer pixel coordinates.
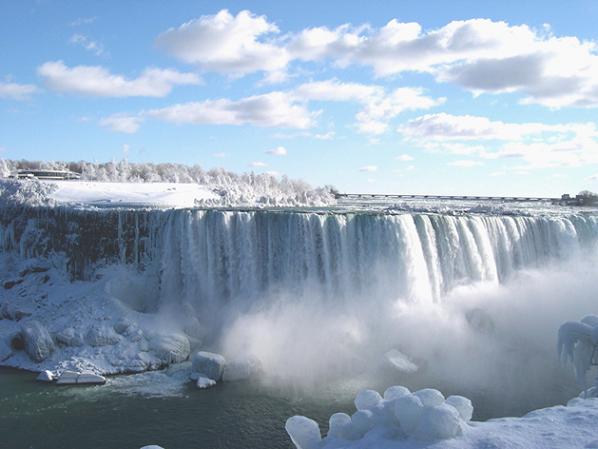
[[558, 315, 598, 391], [1, 159, 336, 208], [288, 386, 598, 449]]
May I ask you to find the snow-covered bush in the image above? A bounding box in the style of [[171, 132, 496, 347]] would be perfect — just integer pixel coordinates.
[[0, 159, 336, 207], [558, 315, 598, 393], [286, 386, 472, 448]]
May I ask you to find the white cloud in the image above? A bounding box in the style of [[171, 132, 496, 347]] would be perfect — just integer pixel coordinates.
[[0, 81, 38, 100], [38, 61, 200, 97], [295, 79, 444, 134], [396, 154, 414, 161], [359, 165, 378, 172], [266, 146, 288, 156], [400, 112, 598, 168], [69, 34, 106, 56], [212, 152, 226, 158], [146, 92, 315, 128], [157, 11, 598, 107], [448, 160, 482, 168], [100, 114, 143, 133], [156, 9, 288, 78], [313, 131, 335, 140], [250, 161, 268, 167]]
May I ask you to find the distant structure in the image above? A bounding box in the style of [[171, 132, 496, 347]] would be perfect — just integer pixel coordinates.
[[561, 193, 598, 206], [8, 169, 81, 180]]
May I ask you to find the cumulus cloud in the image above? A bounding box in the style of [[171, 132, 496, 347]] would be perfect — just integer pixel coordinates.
[[156, 9, 288, 79], [0, 81, 38, 100], [266, 146, 288, 156], [38, 61, 200, 97], [400, 112, 598, 168], [295, 79, 444, 134], [157, 11, 598, 107], [146, 91, 315, 128], [100, 114, 143, 133], [69, 34, 106, 56]]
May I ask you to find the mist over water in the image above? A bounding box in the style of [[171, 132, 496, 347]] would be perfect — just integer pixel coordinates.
[[147, 209, 598, 415]]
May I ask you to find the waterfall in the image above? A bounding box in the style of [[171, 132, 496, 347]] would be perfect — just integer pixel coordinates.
[[2, 206, 597, 310]]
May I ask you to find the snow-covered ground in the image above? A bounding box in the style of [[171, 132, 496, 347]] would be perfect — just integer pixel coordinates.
[[48, 181, 220, 208]]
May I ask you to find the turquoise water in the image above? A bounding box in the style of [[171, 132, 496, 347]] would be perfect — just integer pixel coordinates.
[[0, 367, 346, 449]]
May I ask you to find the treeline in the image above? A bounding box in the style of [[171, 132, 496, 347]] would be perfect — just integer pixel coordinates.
[[0, 159, 335, 206]]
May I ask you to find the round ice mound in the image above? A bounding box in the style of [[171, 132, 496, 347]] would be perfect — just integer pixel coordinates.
[[415, 403, 462, 440], [354, 389, 383, 410], [446, 395, 474, 422], [383, 385, 411, 401], [394, 394, 424, 433], [328, 413, 352, 439], [286, 416, 321, 449], [351, 409, 375, 437], [414, 388, 445, 407]]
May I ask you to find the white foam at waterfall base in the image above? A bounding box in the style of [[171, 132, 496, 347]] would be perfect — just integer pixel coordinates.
[[219, 252, 598, 411]]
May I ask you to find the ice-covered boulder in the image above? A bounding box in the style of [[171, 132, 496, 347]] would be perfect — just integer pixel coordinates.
[[86, 324, 120, 347], [285, 416, 321, 449], [354, 389, 383, 410], [446, 395, 474, 422], [150, 333, 191, 365], [395, 393, 424, 433], [414, 388, 445, 407], [351, 409, 375, 437], [328, 413, 352, 439], [21, 320, 54, 362], [196, 376, 216, 389], [55, 370, 106, 385], [383, 385, 411, 401], [55, 327, 84, 347], [191, 351, 226, 381], [36, 370, 54, 382], [414, 403, 462, 440]]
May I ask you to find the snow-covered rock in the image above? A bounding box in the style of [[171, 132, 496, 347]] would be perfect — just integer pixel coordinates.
[[394, 393, 424, 433], [55, 370, 106, 385], [86, 324, 120, 347], [150, 333, 190, 365], [54, 327, 84, 347], [383, 385, 411, 401], [351, 409, 375, 437], [413, 388, 445, 407], [191, 351, 225, 381], [414, 403, 462, 440], [354, 389, 383, 411], [446, 395, 474, 422], [20, 320, 54, 362], [285, 416, 322, 449], [196, 376, 216, 389], [328, 413, 352, 439], [36, 370, 54, 382]]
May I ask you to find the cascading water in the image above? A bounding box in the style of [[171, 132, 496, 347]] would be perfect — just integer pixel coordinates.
[[153, 210, 598, 311]]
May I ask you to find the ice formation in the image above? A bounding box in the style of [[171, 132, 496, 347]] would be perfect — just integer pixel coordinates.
[[286, 386, 470, 448], [558, 315, 598, 391]]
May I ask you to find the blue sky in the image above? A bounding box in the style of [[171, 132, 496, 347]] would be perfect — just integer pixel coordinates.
[[2, 0, 598, 196]]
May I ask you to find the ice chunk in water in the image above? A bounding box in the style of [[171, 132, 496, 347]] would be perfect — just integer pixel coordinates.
[[285, 416, 321, 449]]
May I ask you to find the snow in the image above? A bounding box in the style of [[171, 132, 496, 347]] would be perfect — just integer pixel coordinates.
[[21, 320, 55, 362], [285, 416, 322, 449], [191, 351, 226, 381], [413, 388, 445, 407], [196, 376, 216, 389], [36, 369, 54, 382], [288, 386, 598, 449], [49, 181, 219, 208], [355, 389, 383, 410]]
